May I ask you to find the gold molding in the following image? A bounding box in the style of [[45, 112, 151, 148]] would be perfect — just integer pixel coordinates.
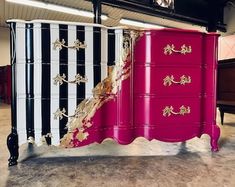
[[53, 39, 87, 51], [130, 30, 144, 44], [164, 44, 192, 55], [122, 35, 131, 62], [163, 105, 190, 117], [163, 75, 191, 86]]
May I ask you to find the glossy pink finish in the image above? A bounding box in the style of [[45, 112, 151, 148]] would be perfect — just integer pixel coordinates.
[[134, 30, 203, 65], [72, 29, 220, 152], [134, 96, 201, 126], [134, 65, 202, 96]]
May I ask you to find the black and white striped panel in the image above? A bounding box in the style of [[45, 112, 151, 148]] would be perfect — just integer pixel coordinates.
[[12, 22, 127, 146], [76, 26, 85, 105], [15, 22, 27, 145]]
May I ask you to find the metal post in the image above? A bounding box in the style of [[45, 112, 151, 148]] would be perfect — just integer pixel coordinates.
[[93, 0, 102, 24], [207, 0, 218, 32]]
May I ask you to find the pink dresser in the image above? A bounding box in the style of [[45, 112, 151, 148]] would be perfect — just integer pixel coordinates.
[[7, 21, 220, 166], [134, 29, 220, 151]]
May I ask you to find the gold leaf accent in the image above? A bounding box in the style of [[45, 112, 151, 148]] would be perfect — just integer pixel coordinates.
[[60, 31, 133, 147], [130, 30, 144, 44], [76, 129, 89, 142]]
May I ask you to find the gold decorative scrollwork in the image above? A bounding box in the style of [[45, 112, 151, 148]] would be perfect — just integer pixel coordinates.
[[122, 30, 144, 62], [164, 44, 192, 55], [53, 99, 89, 121], [53, 73, 88, 86], [130, 30, 144, 43], [163, 75, 191, 86], [163, 105, 190, 117], [53, 39, 87, 51], [122, 35, 131, 62]]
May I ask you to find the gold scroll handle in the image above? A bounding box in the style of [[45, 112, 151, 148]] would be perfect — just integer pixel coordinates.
[[53, 73, 88, 86], [163, 105, 190, 117], [53, 39, 87, 51], [163, 75, 191, 86], [164, 44, 192, 55]]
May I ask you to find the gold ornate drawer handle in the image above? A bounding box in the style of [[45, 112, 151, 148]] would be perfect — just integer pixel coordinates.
[[53, 99, 91, 126], [54, 98, 91, 120], [54, 108, 70, 120], [164, 44, 192, 55], [163, 105, 190, 117], [53, 73, 88, 86], [53, 39, 87, 51], [163, 75, 191, 86]]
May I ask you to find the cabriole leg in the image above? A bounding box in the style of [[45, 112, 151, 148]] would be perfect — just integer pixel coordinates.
[[210, 124, 220, 152], [7, 128, 19, 166]]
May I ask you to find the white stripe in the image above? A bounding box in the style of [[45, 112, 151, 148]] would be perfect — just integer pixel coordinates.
[[50, 24, 60, 145], [85, 26, 94, 97], [33, 23, 42, 145], [17, 98, 27, 145], [115, 29, 123, 126], [15, 23, 27, 145], [115, 29, 123, 67], [101, 28, 108, 80], [68, 25, 77, 116]]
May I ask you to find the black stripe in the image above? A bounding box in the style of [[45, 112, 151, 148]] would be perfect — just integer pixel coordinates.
[[25, 23, 34, 139], [41, 23, 51, 144], [108, 29, 115, 66], [76, 26, 85, 105], [59, 24, 68, 139], [93, 27, 101, 87], [10, 22, 17, 131]]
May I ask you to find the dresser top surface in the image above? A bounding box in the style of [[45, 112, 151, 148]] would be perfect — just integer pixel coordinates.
[[7, 19, 219, 36], [6, 19, 127, 29]]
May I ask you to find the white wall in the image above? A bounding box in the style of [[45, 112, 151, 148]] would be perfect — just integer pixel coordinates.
[[0, 27, 10, 66]]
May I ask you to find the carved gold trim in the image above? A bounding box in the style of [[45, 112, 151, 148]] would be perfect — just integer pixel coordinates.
[[130, 30, 144, 43], [122, 35, 131, 62], [163, 105, 190, 117], [53, 39, 87, 51], [163, 75, 191, 86], [164, 44, 192, 55], [53, 73, 88, 86], [122, 30, 144, 63], [27, 136, 35, 144]]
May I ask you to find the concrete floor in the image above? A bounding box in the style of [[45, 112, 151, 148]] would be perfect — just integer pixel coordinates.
[[0, 103, 235, 187]]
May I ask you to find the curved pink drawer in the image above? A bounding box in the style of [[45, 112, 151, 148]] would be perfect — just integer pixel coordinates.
[[134, 96, 201, 126], [134, 65, 202, 96], [134, 31, 202, 65], [91, 76, 132, 129]]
